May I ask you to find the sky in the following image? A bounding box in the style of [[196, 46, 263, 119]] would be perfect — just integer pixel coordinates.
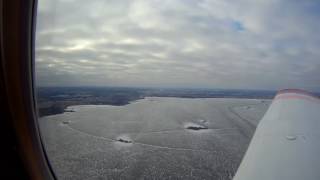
[[36, 0, 320, 91]]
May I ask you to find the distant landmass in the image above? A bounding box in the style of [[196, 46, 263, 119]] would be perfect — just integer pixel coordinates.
[[37, 87, 281, 117]]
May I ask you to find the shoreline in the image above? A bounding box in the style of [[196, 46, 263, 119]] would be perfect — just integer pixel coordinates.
[[38, 96, 272, 118]]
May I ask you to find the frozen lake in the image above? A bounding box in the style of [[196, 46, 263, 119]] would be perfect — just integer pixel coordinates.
[[39, 97, 271, 180]]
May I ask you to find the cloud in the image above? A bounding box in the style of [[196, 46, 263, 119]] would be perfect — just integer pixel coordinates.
[[36, 0, 320, 91]]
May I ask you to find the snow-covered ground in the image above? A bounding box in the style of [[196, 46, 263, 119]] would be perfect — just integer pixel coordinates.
[[39, 97, 271, 180]]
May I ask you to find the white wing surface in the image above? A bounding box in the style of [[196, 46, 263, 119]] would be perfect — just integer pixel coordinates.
[[234, 89, 320, 180]]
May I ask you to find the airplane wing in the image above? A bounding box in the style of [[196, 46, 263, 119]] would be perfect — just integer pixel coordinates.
[[234, 89, 320, 180]]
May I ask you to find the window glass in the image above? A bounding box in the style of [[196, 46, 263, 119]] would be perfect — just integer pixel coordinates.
[[36, 0, 320, 179]]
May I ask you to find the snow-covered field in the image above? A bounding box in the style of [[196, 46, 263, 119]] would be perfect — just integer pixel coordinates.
[[39, 97, 271, 180]]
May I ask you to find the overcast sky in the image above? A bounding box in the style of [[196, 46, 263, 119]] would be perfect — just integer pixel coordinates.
[[36, 0, 320, 91]]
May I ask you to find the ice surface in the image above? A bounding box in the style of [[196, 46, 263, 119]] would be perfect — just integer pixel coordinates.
[[39, 97, 270, 180]]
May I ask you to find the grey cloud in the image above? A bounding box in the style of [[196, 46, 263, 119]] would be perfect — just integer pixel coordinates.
[[36, 0, 320, 91]]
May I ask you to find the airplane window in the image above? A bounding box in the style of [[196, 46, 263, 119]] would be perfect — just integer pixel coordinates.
[[35, 0, 320, 179]]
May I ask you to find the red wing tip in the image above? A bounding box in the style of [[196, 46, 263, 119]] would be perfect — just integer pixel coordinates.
[[276, 89, 319, 100]]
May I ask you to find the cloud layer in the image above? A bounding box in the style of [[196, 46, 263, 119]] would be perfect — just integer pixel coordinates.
[[36, 0, 320, 90]]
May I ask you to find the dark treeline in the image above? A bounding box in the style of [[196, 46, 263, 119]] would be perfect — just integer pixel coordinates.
[[36, 86, 280, 117]]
